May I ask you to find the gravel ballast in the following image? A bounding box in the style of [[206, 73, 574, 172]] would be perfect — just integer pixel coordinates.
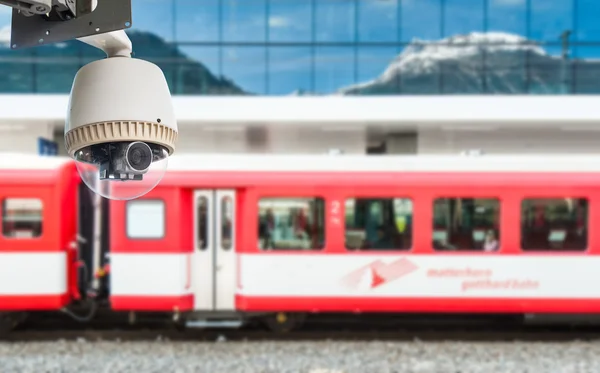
[[0, 338, 598, 373]]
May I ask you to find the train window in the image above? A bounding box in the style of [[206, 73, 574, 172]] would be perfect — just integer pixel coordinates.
[[2, 198, 43, 239], [126, 200, 165, 239], [196, 196, 208, 250], [345, 198, 413, 251], [521, 198, 588, 251], [257, 197, 325, 251], [432, 198, 500, 252], [221, 196, 233, 250]]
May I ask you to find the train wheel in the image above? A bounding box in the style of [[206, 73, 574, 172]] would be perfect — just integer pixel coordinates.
[[0, 312, 24, 336], [172, 320, 187, 332], [263, 312, 305, 333]]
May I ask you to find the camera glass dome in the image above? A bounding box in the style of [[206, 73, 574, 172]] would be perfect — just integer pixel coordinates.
[[73, 141, 169, 201]]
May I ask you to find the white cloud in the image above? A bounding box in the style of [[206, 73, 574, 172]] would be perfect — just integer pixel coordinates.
[[268, 16, 290, 28], [0, 25, 10, 45]]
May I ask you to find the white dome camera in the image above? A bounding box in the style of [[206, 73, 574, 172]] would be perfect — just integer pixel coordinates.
[[64, 31, 178, 201]]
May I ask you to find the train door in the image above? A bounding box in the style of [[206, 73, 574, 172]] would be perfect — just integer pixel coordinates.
[[192, 189, 236, 311]]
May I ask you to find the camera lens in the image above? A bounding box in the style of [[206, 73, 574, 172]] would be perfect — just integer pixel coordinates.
[[125, 142, 153, 172]]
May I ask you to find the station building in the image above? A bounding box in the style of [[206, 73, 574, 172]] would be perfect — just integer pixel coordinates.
[[1, 0, 599, 155]]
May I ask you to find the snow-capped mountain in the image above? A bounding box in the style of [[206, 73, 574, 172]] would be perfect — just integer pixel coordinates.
[[339, 31, 599, 95], [0, 29, 597, 95]]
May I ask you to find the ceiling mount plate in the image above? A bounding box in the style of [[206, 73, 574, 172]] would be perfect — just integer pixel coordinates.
[[10, 0, 132, 49]]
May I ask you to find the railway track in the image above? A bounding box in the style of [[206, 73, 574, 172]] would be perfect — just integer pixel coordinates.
[[5, 310, 600, 342], [6, 322, 600, 343]]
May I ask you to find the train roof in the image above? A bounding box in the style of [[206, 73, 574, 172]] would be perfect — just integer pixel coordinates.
[[4, 152, 600, 173], [166, 153, 600, 173]]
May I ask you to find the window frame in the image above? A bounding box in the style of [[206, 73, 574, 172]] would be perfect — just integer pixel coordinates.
[[220, 194, 234, 251], [343, 196, 414, 252], [195, 194, 209, 251], [256, 195, 327, 252], [519, 196, 589, 253], [431, 196, 502, 253], [1, 197, 44, 240], [125, 198, 166, 240]]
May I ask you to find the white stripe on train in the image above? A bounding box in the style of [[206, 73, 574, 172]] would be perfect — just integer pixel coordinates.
[[107, 253, 600, 299], [0, 252, 66, 294], [3, 252, 597, 301]]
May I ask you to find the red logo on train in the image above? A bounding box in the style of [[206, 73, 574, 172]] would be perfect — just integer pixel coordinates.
[[341, 258, 419, 290]]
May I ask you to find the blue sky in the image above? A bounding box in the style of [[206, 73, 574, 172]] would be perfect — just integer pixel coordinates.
[[1, 0, 599, 94], [127, 0, 600, 43]]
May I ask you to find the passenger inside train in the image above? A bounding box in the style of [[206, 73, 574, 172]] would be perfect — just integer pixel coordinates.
[[344, 198, 412, 251], [432, 198, 499, 251], [483, 230, 499, 252], [521, 198, 587, 251], [250, 195, 587, 253], [371, 226, 395, 250], [258, 198, 325, 250]]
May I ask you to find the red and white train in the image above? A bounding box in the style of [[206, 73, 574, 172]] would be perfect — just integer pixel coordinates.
[[0, 152, 599, 332]]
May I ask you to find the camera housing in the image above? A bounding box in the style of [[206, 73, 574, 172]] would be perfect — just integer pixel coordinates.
[[74, 141, 167, 181], [64, 46, 178, 201]]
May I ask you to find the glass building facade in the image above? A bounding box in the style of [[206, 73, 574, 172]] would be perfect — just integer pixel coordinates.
[[0, 0, 598, 95]]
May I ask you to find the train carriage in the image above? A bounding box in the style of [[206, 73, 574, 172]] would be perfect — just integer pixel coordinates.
[[2, 153, 600, 332], [106, 154, 600, 329], [0, 154, 81, 332]]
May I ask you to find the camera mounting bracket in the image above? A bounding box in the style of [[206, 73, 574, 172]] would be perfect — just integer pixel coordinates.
[[10, 0, 131, 49]]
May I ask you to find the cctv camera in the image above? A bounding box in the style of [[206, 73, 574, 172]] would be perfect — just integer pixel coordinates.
[[81, 141, 159, 181], [64, 50, 178, 201]]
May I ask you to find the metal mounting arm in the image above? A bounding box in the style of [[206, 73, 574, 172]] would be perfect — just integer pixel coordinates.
[[77, 30, 132, 58], [8, 0, 131, 50]]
